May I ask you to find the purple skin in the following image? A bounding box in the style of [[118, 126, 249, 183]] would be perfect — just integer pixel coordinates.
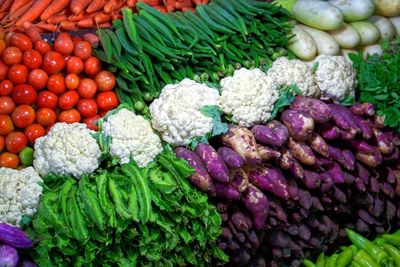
[[385, 147, 399, 162], [320, 181, 334, 193], [287, 179, 300, 201], [387, 167, 396, 183], [383, 131, 400, 146], [367, 115, 386, 129], [298, 189, 312, 209], [231, 212, 251, 231], [386, 200, 396, 221], [307, 133, 329, 157], [242, 184, 269, 230], [266, 231, 290, 248], [195, 144, 230, 183], [395, 170, 400, 196], [266, 120, 289, 146], [326, 162, 345, 183], [328, 103, 361, 133], [174, 147, 215, 193], [373, 128, 395, 155], [288, 138, 316, 166], [315, 158, 333, 168], [291, 96, 332, 123], [358, 209, 382, 225], [333, 186, 347, 203], [257, 144, 281, 161], [230, 169, 249, 192], [0, 223, 32, 248], [312, 197, 324, 211], [350, 140, 376, 154], [217, 146, 245, 169], [355, 151, 383, 168], [355, 178, 366, 191], [214, 182, 241, 200], [328, 146, 345, 167], [342, 149, 356, 171], [281, 110, 315, 141], [318, 123, 341, 140], [356, 162, 370, 184], [343, 172, 356, 184], [252, 125, 278, 146], [353, 115, 373, 139], [0, 245, 19, 267], [350, 102, 375, 117], [381, 182, 395, 198], [19, 261, 38, 267], [369, 177, 380, 193], [356, 219, 370, 233], [269, 200, 288, 222], [303, 170, 321, 190], [298, 224, 311, 241], [341, 129, 357, 141], [220, 227, 233, 240]]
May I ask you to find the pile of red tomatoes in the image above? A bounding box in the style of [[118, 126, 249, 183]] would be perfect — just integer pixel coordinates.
[[0, 32, 119, 168]]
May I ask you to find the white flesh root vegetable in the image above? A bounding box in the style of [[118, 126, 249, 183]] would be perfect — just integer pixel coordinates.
[[373, 0, 400, 17], [299, 25, 340, 56], [329, 0, 375, 22], [287, 25, 318, 61], [292, 0, 344, 30], [389, 17, 400, 35], [359, 44, 383, 59], [350, 21, 380, 45], [368, 15, 396, 40], [328, 23, 361, 48]]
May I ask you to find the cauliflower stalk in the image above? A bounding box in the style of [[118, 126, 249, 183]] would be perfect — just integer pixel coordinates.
[[101, 108, 162, 167], [33, 123, 101, 179], [0, 167, 43, 227], [150, 78, 220, 146], [219, 68, 280, 127]]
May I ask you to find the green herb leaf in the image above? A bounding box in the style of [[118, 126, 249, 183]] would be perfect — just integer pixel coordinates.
[[270, 84, 299, 120]]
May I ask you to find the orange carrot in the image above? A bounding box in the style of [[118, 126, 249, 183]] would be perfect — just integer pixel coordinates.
[[98, 22, 111, 28], [86, 0, 105, 13], [16, 0, 52, 27], [201, 0, 209, 4], [152, 5, 167, 13], [110, 12, 121, 20], [0, 0, 13, 12], [46, 14, 68, 24], [22, 21, 42, 42], [182, 7, 195, 12], [70, 0, 91, 14], [103, 0, 117, 13], [37, 23, 58, 32], [60, 20, 76, 30], [94, 12, 110, 24], [41, 0, 70, 20], [174, 1, 183, 10], [137, 0, 162, 6], [9, 0, 34, 21], [68, 11, 97, 22], [77, 18, 94, 28], [10, 0, 31, 13], [165, 0, 175, 12], [127, 0, 136, 7]]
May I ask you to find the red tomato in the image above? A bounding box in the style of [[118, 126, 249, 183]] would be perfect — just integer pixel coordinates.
[[11, 84, 37, 105], [24, 123, 45, 143], [0, 96, 15, 114], [36, 90, 58, 109], [96, 91, 119, 111], [0, 80, 13, 96], [83, 114, 100, 131], [34, 40, 51, 55], [66, 56, 84, 74], [0, 152, 19, 168], [10, 33, 33, 51], [84, 57, 101, 76], [2, 46, 22, 65], [0, 135, 4, 152], [28, 69, 48, 90], [73, 41, 92, 60], [59, 109, 81, 123], [58, 91, 79, 110], [95, 70, 116, 91], [36, 108, 56, 127], [0, 60, 8, 81], [23, 49, 43, 70], [42, 51, 65, 75], [8, 64, 28, 84], [0, 115, 14, 135], [77, 78, 97, 98], [11, 104, 35, 128], [54, 33, 74, 56], [5, 131, 27, 153], [98, 110, 108, 117], [65, 73, 80, 90], [77, 99, 98, 118], [47, 74, 66, 95]]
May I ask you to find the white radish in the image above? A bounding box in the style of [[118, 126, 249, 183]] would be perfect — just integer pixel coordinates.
[[299, 25, 340, 55], [389, 17, 400, 35], [286, 25, 318, 61], [350, 21, 380, 45], [329, 0, 375, 22], [328, 23, 361, 48], [359, 44, 383, 59], [373, 0, 400, 17], [368, 15, 396, 40]]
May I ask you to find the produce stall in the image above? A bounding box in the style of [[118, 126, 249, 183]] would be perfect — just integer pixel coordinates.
[[0, 0, 400, 266]]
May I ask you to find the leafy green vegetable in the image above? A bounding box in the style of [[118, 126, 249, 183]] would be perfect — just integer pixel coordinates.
[[270, 84, 301, 120]]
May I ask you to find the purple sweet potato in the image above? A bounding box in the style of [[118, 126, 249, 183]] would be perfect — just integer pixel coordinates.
[[326, 162, 345, 183], [373, 128, 395, 155], [394, 170, 400, 196], [243, 184, 269, 230], [343, 172, 356, 184], [328, 146, 345, 166], [195, 143, 230, 183], [174, 147, 215, 193], [257, 144, 281, 161], [341, 129, 357, 140], [350, 103, 375, 116], [355, 178, 366, 191], [353, 115, 373, 139], [386, 200, 396, 221], [232, 212, 252, 231], [266, 231, 290, 248], [328, 103, 361, 133], [230, 169, 249, 192], [281, 110, 314, 141], [387, 167, 396, 183], [312, 197, 324, 211], [333, 186, 347, 203], [298, 224, 311, 241], [303, 170, 321, 190], [287, 179, 300, 201], [288, 137, 316, 166], [266, 120, 290, 146], [358, 209, 382, 225], [356, 162, 370, 184], [279, 149, 304, 179], [252, 125, 277, 146], [367, 115, 386, 129], [291, 96, 332, 123], [385, 147, 399, 162], [214, 182, 241, 200], [318, 123, 341, 140], [383, 131, 400, 146], [321, 181, 334, 193], [298, 189, 313, 209], [315, 158, 333, 168], [307, 133, 329, 157], [350, 140, 376, 154], [222, 125, 262, 165], [217, 146, 245, 169], [342, 149, 356, 171], [355, 151, 383, 168], [369, 177, 380, 193], [381, 182, 395, 198]]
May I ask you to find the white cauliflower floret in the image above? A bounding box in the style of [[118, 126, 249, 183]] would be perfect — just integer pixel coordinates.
[[267, 57, 320, 97], [0, 167, 43, 227], [219, 68, 280, 127], [102, 108, 162, 167], [150, 78, 220, 146], [33, 123, 101, 179], [313, 55, 357, 101]]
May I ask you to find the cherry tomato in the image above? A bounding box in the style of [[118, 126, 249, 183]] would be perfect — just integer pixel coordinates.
[[0, 114, 14, 135], [83, 114, 100, 131], [24, 123, 45, 143], [34, 40, 51, 55], [98, 110, 108, 117], [77, 78, 97, 98], [58, 91, 79, 110], [65, 73, 80, 90], [0, 96, 15, 114], [66, 56, 84, 74], [84, 57, 101, 76], [8, 64, 28, 84], [36, 108, 56, 127], [11, 104, 35, 128], [59, 109, 81, 123], [0, 40, 6, 55], [73, 41, 92, 60], [0, 80, 12, 95], [0, 152, 19, 168], [47, 74, 66, 95], [37, 91, 58, 109], [4, 32, 14, 46], [0, 60, 8, 81], [96, 91, 119, 111], [10, 33, 33, 51], [42, 51, 65, 75], [77, 99, 98, 118], [95, 70, 116, 92], [54, 33, 74, 56], [11, 84, 37, 105], [23, 49, 43, 70], [2, 46, 22, 65], [71, 36, 82, 43], [0, 135, 4, 152], [5, 131, 27, 153], [28, 69, 48, 90]]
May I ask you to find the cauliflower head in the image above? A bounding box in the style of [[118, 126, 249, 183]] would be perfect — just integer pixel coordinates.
[[219, 68, 280, 127], [33, 123, 101, 178], [313, 55, 357, 101], [102, 108, 163, 166], [150, 78, 220, 146], [0, 167, 43, 227], [267, 57, 320, 97]]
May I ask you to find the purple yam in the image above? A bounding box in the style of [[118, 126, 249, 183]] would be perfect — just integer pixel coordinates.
[[281, 110, 314, 141], [287, 179, 300, 201], [196, 143, 229, 183], [175, 147, 215, 193], [333, 186, 347, 202], [288, 137, 316, 166], [343, 172, 356, 184], [221, 227, 233, 240], [298, 224, 311, 241], [252, 125, 279, 146], [355, 178, 366, 191], [353, 115, 373, 139], [320, 181, 334, 193], [232, 212, 251, 231], [356, 162, 370, 184], [257, 144, 281, 161], [383, 131, 400, 146], [350, 140, 376, 154], [341, 129, 357, 140], [315, 158, 333, 168], [342, 149, 356, 171], [328, 103, 361, 133], [279, 150, 305, 180], [242, 184, 269, 230], [214, 182, 241, 200], [387, 167, 396, 183], [217, 146, 245, 169], [307, 133, 329, 157], [381, 182, 395, 198], [367, 115, 386, 129], [269, 199, 288, 222], [385, 147, 399, 162], [350, 102, 375, 116], [266, 120, 289, 146], [318, 123, 341, 140], [291, 96, 332, 123], [369, 177, 380, 193], [355, 151, 383, 168], [358, 209, 382, 225], [395, 170, 400, 196], [298, 189, 312, 209], [356, 219, 370, 233], [303, 170, 321, 190], [326, 162, 344, 183], [328, 146, 345, 166], [230, 169, 249, 192], [386, 200, 396, 221], [312, 197, 324, 211], [373, 128, 395, 155]]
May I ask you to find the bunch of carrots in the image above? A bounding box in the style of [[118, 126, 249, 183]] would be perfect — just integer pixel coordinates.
[[0, 0, 209, 33]]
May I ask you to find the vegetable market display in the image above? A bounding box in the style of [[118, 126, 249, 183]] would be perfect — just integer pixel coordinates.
[[1, 0, 400, 267]]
